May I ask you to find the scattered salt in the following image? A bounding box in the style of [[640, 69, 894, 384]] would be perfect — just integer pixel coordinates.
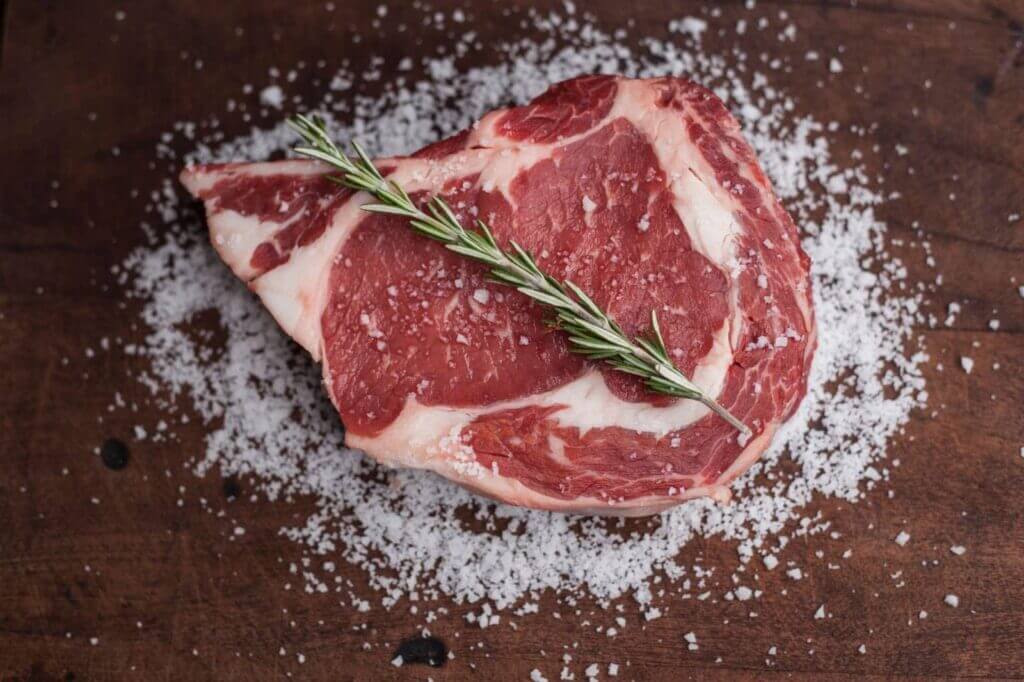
[[114, 5, 931, 620]]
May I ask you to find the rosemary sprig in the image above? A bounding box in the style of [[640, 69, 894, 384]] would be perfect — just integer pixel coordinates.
[[289, 114, 750, 436]]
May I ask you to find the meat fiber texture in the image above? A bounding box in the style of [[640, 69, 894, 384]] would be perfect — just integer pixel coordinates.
[[180, 75, 816, 516]]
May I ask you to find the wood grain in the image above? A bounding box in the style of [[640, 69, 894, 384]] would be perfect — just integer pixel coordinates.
[[1, 1, 1022, 680]]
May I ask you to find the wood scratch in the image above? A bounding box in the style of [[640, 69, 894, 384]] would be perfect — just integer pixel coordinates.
[[984, 3, 1024, 97], [993, 37, 1024, 92]]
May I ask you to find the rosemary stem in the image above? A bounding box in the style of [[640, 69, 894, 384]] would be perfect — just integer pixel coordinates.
[[699, 396, 752, 438]]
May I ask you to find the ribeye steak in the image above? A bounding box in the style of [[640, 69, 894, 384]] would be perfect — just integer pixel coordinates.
[[181, 75, 816, 515]]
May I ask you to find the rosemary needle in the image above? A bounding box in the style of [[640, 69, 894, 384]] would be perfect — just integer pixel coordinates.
[[289, 114, 750, 437]]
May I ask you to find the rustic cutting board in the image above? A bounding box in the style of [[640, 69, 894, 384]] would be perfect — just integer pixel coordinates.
[[1, 1, 1022, 680]]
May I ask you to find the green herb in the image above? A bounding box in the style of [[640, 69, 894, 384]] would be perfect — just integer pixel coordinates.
[[289, 114, 750, 436]]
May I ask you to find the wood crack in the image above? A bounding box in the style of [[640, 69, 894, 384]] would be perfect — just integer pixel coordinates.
[[0, 242, 101, 254], [0, 0, 7, 68], [920, 138, 1024, 179], [886, 218, 1024, 255], [916, 228, 1024, 255], [914, 325, 1024, 336], [746, 0, 1015, 28]]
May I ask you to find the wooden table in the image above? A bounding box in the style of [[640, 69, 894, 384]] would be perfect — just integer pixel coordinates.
[[1, 1, 1022, 679]]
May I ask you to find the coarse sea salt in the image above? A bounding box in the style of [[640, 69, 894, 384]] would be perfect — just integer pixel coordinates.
[[120, 9, 929, 614]]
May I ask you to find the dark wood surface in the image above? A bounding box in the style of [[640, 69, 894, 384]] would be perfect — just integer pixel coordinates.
[[2, 1, 1023, 680]]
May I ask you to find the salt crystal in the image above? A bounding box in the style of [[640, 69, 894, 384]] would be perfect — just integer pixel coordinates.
[[259, 85, 284, 109], [945, 302, 961, 326], [944, 594, 959, 608], [671, 17, 707, 41], [960, 356, 974, 374], [894, 531, 910, 546]]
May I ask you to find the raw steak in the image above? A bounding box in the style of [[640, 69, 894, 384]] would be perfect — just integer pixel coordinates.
[[181, 75, 816, 515]]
